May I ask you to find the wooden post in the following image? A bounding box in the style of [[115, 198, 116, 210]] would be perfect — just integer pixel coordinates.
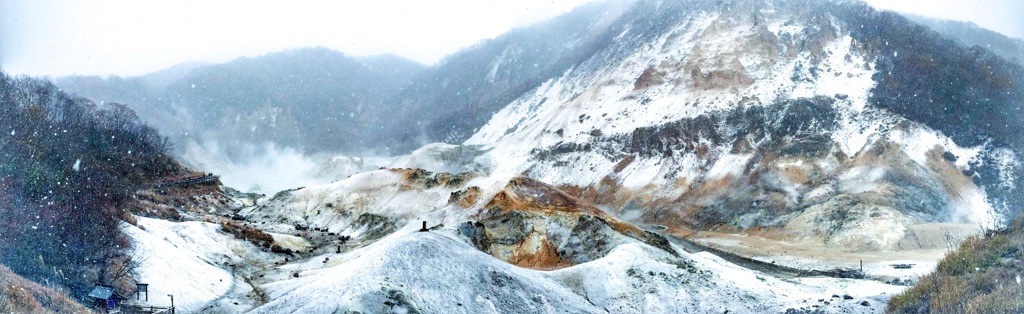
[[419, 221, 428, 232], [136, 283, 148, 301], [168, 294, 174, 314]]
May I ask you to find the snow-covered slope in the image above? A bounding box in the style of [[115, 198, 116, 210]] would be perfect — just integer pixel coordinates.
[[125, 217, 282, 313], [250, 230, 902, 313], [463, 0, 1016, 250], [251, 232, 600, 313]]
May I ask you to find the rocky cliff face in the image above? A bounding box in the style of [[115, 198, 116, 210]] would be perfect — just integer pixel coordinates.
[[238, 168, 675, 271], [463, 176, 675, 270]]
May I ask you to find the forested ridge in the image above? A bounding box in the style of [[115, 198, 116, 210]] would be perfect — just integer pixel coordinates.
[[830, 1, 1024, 216], [0, 70, 182, 300], [56, 48, 426, 157]]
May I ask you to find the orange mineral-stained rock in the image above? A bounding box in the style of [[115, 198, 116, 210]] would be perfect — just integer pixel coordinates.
[[507, 238, 574, 270], [463, 176, 677, 270], [448, 186, 481, 208]]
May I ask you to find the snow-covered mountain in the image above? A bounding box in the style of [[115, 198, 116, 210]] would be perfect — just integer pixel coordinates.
[[465, 0, 1021, 249], [118, 0, 1024, 313]]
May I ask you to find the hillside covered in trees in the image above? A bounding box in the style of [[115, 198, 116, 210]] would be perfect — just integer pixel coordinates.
[[0, 70, 183, 301]]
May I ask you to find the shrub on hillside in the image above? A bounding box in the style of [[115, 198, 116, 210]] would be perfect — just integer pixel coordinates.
[[220, 220, 275, 249], [0, 264, 93, 313], [888, 218, 1024, 313]]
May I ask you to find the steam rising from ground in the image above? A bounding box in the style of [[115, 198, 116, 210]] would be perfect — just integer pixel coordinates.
[[180, 139, 396, 194], [182, 140, 331, 194]]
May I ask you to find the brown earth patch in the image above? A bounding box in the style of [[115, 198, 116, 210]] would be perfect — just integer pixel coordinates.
[[613, 155, 637, 173], [495, 177, 649, 237], [634, 66, 666, 91], [486, 177, 604, 216], [392, 168, 479, 190], [128, 183, 239, 220], [774, 159, 816, 185], [507, 239, 574, 270], [924, 147, 976, 200], [677, 175, 738, 206], [558, 172, 639, 213], [448, 186, 481, 208], [741, 226, 792, 241]]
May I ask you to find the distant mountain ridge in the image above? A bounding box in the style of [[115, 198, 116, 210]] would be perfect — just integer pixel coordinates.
[[902, 14, 1024, 64], [54, 1, 1024, 221], [55, 47, 426, 157]]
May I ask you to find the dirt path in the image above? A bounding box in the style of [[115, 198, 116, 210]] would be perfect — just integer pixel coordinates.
[[647, 222, 980, 282], [680, 230, 962, 281], [660, 232, 811, 279]]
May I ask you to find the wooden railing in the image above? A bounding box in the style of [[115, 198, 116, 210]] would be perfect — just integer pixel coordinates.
[[119, 304, 174, 314], [152, 173, 219, 189]]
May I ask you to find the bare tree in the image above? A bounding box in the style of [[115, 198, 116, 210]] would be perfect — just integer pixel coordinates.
[[107, 250, 148, 285], [943, 228, 967, 252]]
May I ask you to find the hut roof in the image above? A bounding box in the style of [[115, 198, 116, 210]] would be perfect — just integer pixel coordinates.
[[87, 285, 123, 300]]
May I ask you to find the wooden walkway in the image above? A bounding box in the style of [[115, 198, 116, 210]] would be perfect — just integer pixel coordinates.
[[118, 302, 174, 314], [153, 173, 219, 189]]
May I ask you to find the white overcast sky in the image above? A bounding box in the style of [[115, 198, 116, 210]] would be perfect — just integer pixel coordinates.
[[862, 0, 1024, 39], [1, 0, 1021, 78]]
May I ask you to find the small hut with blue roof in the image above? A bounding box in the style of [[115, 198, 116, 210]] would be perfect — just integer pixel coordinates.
[[87, 284, 127, 311]]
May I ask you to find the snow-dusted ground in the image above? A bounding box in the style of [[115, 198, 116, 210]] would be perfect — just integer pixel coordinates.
[[126, 170, 908, 313], [124, 217, 283, 313], [250, 228, 905, 313], [252, 231, 599, 313], [126, 221, 906, 313]]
